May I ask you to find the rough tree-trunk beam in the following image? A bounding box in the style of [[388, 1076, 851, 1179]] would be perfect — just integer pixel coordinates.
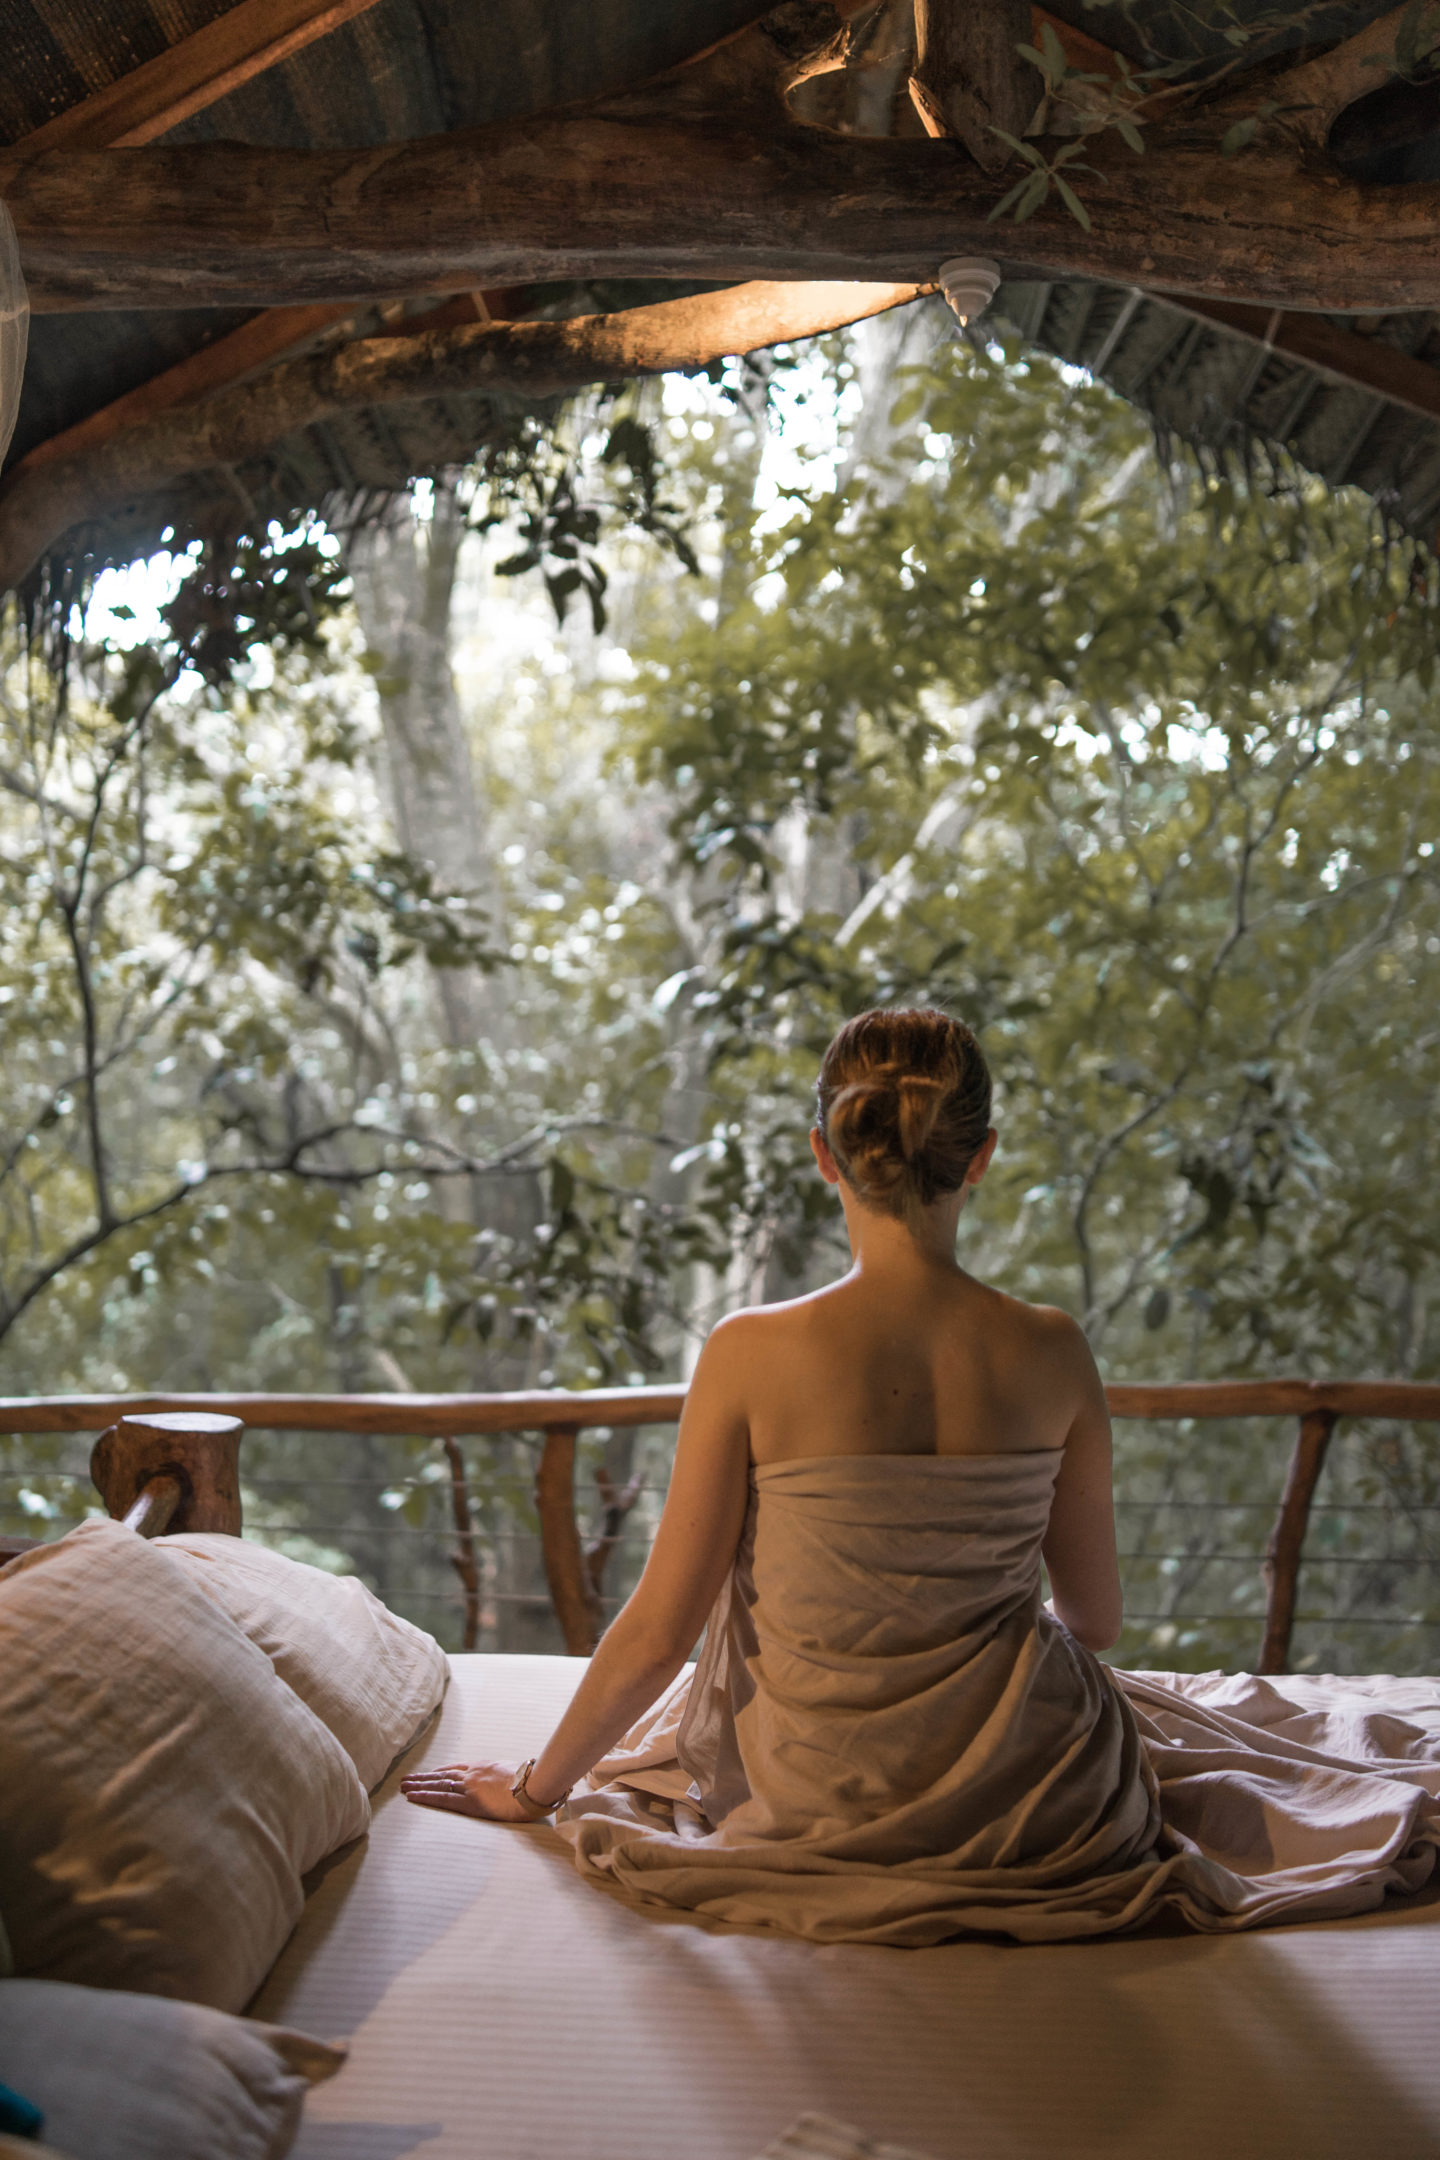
[[0, 278, 922, 594], [19, 0, 386, 152], [1167, 294, 1440, 435], [909, 0, 1039, 175], [8, 105, 1440, 317]]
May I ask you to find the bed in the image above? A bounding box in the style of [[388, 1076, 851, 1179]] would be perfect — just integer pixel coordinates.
[[255, 1653, 1440, 2160]]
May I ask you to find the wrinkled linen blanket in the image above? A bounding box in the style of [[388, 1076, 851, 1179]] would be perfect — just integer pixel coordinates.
[[556, 1453, 1440, 1944]]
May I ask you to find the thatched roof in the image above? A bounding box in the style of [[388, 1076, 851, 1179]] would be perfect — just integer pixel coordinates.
[[2, 0, 766, 583], [5, 0, 1440, 589], [1001, 282, 1440, 544]]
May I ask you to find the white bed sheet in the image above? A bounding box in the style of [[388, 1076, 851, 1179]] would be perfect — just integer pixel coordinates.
[[252, 1654, 1440, 2160]]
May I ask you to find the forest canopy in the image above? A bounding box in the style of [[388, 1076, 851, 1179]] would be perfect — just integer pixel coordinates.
[[2, 302, 1437, 1672]]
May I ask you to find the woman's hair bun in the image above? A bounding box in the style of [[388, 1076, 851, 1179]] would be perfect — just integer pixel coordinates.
[[817, 1008, 991, 1219]]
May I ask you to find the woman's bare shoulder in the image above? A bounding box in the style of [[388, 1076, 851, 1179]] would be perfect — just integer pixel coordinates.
[[700, 1285, 849, 1371], [706, 1286, 835, 1345], [964, 1282, 1098, 1373]]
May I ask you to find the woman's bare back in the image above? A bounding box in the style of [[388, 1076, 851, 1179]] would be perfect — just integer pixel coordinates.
[[729, 1263, 1097, 1467]]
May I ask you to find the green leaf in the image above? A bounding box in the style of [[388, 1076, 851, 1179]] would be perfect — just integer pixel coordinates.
[[989, 128, 1044, 166], [1039, 19, 1068, 85], [1053, 176, 1093, 229], [987, 176, 1035, 223]]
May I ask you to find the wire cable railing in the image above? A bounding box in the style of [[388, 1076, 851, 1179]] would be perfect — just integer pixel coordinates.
[[1, 1380, 1438, 1672]]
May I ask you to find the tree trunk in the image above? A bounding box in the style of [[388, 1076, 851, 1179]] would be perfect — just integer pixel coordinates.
[[346, 481, 497, 1057]]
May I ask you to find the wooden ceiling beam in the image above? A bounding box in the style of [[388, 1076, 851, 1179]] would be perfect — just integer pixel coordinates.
[[6, 0, 1440, 319], [8, 98, 1440, 318], [19, 0, 386, 153], [0, 279, 924, 594]]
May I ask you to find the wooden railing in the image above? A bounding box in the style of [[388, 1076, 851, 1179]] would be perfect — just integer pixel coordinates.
[[2, 1379, 1438, 1671]]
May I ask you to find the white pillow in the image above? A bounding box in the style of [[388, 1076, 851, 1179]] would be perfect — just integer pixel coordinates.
[[0, 1979, 343, 2160], [158, 1533, 449, 1790], [0, 1519, 370, 2012]]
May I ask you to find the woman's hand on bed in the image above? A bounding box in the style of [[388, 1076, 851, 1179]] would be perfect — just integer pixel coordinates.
[[399, 1761, 536, 1822]]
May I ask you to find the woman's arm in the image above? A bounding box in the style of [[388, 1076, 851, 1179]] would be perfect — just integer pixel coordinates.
[[402, 1316, 754, 1821], [1040, 1323, 1123, 1653]]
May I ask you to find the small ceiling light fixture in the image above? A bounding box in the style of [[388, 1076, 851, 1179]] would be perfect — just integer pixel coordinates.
[[936, 256, 1002, 328]]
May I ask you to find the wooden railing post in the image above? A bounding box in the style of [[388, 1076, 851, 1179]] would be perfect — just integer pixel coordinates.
[[90, 1410, 244, 1537], [1258, 1409, 1338, 1674], [534, 1425, 603, 1656]]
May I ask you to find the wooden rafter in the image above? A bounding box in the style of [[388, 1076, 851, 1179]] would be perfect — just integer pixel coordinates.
[[19, 0, 386, 153], [7, 0, 519, 499], [1166, 297, 1440, 434], [0, 280, 924, 593], [16, 304, 360, 477], [4, 2, 1439, 316], [14, 289, 523, 481]]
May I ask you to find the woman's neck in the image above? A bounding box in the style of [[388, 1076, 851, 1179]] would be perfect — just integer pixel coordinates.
[[839, 1188, 966, 1273]]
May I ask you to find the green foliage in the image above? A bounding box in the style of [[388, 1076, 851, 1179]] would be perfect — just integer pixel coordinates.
[[621, 337, 1440, 1377], [4, 324, 1439, 1668], [477, 398, 698, 631], [0, 524, 499, 1350]]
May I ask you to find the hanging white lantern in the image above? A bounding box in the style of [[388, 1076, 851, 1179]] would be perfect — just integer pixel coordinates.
[[936, 257, 1002, 327]]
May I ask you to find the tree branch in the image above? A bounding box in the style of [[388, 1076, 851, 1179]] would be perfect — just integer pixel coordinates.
[[908, 0, 1039, 174], [0, 279, 922, 596], [1268, 2, 1425, 150]]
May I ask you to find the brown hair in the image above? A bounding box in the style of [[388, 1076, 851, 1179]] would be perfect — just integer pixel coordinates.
[[816, 1007, 992, 1219]]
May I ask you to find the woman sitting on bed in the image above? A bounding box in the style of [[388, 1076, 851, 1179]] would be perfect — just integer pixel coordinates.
[[403, 1007, 1440, 1943]]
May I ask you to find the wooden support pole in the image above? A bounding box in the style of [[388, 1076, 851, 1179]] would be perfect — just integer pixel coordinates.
[[1258, 1409, 1339, 1675], [12, 303, 361, 480], [90, 1410, 244, 1536], [534, 1426, 604, 1656]]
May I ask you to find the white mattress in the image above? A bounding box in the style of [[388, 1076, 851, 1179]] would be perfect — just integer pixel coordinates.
[[252, 1655, 1440, 2160]]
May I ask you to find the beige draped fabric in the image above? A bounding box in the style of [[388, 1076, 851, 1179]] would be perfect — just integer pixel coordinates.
[[556, 1453, 1440, 1944]]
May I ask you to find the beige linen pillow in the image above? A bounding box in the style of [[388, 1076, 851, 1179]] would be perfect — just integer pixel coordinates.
[[0, 1979, 343, 2160], [0, 1519, 369, 2012], [158, 1533, 448, 1790]]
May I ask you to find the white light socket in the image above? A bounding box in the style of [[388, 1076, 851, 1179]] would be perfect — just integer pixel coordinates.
[[936, 256, 1002, 327]]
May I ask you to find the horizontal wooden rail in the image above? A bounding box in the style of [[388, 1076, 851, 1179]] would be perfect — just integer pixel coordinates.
[[3, 1380, 1438, 1667], [0, 1386, 688, 1434], [4, 1379, 1440, 1433]]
